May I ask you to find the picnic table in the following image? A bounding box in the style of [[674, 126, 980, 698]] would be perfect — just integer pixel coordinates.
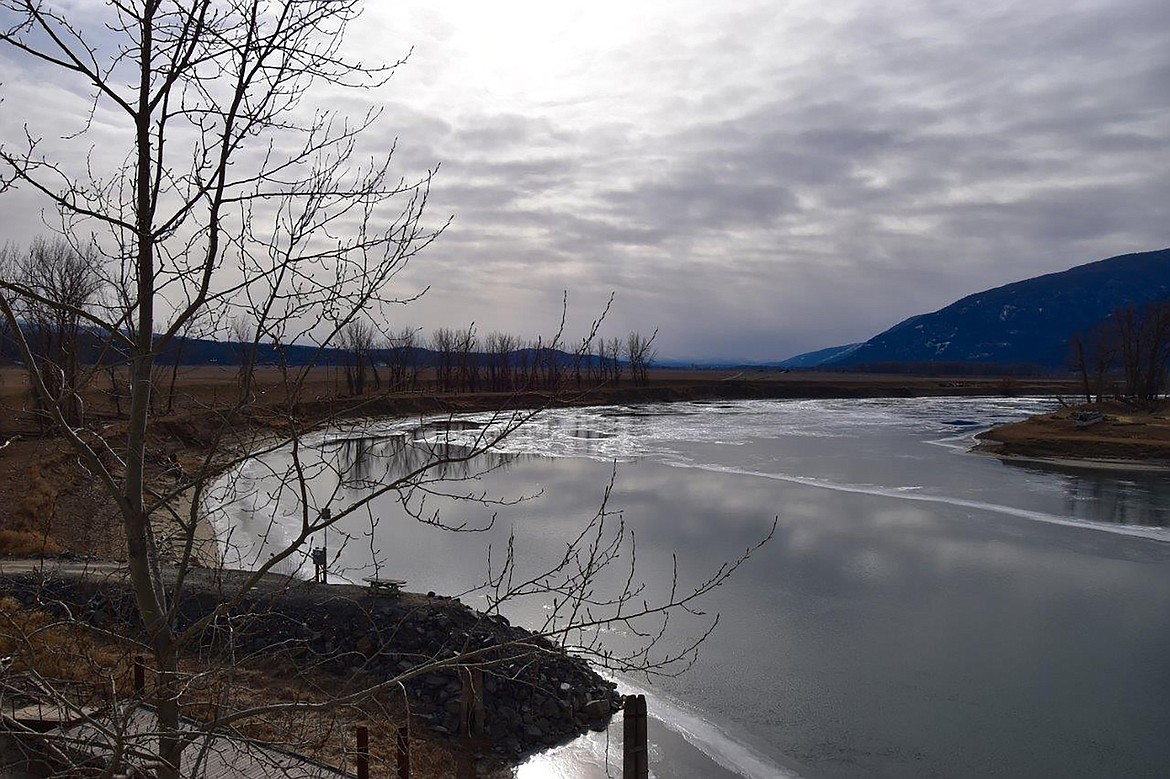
[[363, 576, 407, 595]]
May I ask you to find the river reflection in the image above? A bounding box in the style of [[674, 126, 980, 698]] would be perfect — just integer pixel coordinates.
[[329, 433, 522, 490], [213, 399, 1170, 778], [1004, 458, 1170, 527]]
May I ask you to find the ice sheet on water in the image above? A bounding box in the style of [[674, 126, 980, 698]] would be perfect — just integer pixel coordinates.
[[392, 397, 1059, 465]]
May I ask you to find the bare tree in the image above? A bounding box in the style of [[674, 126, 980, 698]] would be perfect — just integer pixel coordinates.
[[454, 323, 479, 392], [4, 238, 104, 427], [1112, 303, 1170, 402], [385, 325, 419, 391], [484, 331, 516, 392], [0, 3, 763, 777], [430, 327, 457, 393], [606, 336, 625, 384], [0, 2, 443, 775], [1070, 325, 1119, 404], [339, 319, 377, 396], [227, 316, 257, 405], [626, 330, 658, 386]]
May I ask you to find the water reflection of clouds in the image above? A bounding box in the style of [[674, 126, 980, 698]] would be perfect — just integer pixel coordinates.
[[210, 399, 1170, 778]]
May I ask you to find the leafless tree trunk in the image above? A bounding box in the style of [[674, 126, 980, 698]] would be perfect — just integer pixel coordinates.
[[1112, 303, 1170, 402], [431, 327, 457, 393], [340, 319, 377, 396], [0, 3, 759, 777], [0, 2, 444, 776], [385, 325, 418, 391], [1071, 334, 1093, 404], [229, 317, 257, 406], [485, 331, 516, 391], [626, 330, 658, 386], [455, 324, 478, 392], [4, 238, 104, 427], [1071, 324, 1119, 404], [606, 337, 625, 384]]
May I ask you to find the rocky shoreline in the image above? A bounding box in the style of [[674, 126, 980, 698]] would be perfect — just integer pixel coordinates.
[[0, 564, 623, 763]]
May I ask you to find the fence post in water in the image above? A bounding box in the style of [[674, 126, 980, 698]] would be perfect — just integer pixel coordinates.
[[133, 655, 145, 696], [355, 725, 369, 779], [623, 694, 648, 779], [396, 725, 410, 779]]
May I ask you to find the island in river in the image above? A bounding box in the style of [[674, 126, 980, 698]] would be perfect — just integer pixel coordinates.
[[976, 399, 1170, 466]]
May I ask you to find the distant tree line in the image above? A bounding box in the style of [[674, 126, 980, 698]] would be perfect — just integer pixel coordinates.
[[1072, 302, 1170, 403], [337, 321, 658, 396], [1, 238, 659, 420], [840, 361, 1046, 377]]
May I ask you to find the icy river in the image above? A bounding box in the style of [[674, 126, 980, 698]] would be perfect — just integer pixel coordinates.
[[211, 397, 1170, 778]]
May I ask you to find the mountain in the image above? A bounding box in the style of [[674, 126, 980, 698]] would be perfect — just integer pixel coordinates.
[[778, 343, 863, 369], [828, 248, 1170, 370]]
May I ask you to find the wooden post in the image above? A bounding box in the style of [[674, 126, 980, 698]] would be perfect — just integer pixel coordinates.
[[623, 694, 648, 779], [133, 655, 145, 696], [355, 725, 368, 779], [396, 725, 410, 779]]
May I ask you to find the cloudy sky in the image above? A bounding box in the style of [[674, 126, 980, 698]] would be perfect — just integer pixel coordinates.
[[2, 0, 1168, 362]]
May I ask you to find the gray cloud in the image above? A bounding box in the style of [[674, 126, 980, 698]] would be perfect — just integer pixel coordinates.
[[1, 0, 1167, 361]]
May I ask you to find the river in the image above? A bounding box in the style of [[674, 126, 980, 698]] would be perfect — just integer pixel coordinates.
[[210, 397, 1170, 778]]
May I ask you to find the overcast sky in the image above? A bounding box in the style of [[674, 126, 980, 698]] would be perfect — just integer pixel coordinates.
[[2, 0, 1168, 362]]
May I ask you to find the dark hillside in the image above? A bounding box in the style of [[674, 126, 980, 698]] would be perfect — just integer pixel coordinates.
[[831, 248, 1170, 369]]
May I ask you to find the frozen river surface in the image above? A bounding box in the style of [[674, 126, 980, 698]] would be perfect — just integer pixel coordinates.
[[213, 397, 1170, 778]]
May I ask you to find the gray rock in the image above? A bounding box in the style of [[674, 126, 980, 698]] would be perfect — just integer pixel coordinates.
[[583, 699, 611, 719]]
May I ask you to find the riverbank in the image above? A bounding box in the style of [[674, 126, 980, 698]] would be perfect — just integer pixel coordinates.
[[0, 560, 623, 772], [974, 399, 1170, 467], [0, 366, 1080, 561], [2, 385, 1160, 771], [0, 369, 1080, 775]]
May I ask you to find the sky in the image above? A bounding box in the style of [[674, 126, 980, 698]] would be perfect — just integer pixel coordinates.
[[1, 0, 1168, 362]]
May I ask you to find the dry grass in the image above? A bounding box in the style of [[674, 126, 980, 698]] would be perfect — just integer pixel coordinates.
[[0, 597, 123, 685], [178, 664, 461, 777], [0, 596, 487, 777], [0, 529, 63, 556], [1, 460, 66, 556]]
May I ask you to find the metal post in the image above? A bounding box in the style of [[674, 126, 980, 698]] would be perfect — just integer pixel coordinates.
[[396, 725, 410, 779], [623, 694, 648, 779], [319, 507, 331, 583], [355, 724, 368, 779]]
